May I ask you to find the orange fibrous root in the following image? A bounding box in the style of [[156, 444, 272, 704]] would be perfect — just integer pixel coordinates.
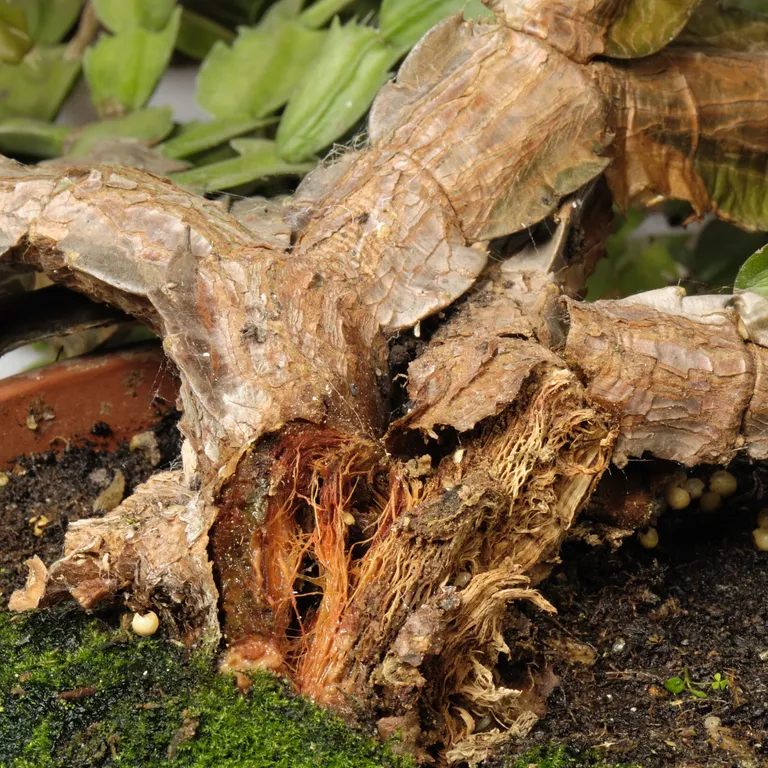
[[217, 368, 614, 763]]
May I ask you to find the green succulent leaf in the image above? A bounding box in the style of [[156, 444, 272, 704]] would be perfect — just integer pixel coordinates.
[[606, 0, 703, 58], [0, 45, 80, 120], [230, 137, 283, 155], [8, 0, 83, 44], [735, 244, 768, 296], [169, 138, 314, 193], [277, 20, 396, 162], [196, 18, 325, 119], [299, 0, 356, 29], [84, 7, 181, 116], [677, 0, 768, 51], [694, 156, 768, 233], [379, 0, 489, 48], [664, 677, 686, 694], [92, 0, 177, 33], [176, 8, 235, 60], [159, 115, 276, 159], [0, 5, 31, 62], [65, 106, 174, 157], [0, 116, 70, 156]]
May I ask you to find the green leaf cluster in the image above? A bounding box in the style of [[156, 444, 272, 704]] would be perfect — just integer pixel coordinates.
[[663, 667, 730, 700], [587, 206, 768, 302], [586, 210, 686, 300], [0, 0, 491, 192]]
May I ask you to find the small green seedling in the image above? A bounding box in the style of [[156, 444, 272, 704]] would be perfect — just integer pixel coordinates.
[[664, 667, 729, 700], [710, 672, 729, 691]]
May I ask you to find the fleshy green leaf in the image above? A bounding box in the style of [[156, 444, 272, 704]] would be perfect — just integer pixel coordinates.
[[159, 115, 275, 159], [693, 153, 768, 232], [299, 0, 355, 28], [65, 107, 174, 157], [170, 139, 314, 193], [175, 8, 235, 60], [606, 0, 703, 58], [379, 0, 489, 48], [9, 0, 83, 44], [277, 20, 395, 162], [0, 5, 31, 62], [0, 116, 69, 156], [664, 677, 686, 694], [230, 137, 281, 155], [0, 45, 80, 120], [92, 0, 176, 33], [84, 7, 181, 116], [677, 0, 768, 51], [196, 18, 325, 119], [735, 244, 768, 296], [586, 210, 687, 300]]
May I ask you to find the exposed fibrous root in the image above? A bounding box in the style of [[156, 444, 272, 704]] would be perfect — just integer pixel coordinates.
[[211, 367, 613, 763], [2, 5, 766, 760], [215, 426, 389, 677]]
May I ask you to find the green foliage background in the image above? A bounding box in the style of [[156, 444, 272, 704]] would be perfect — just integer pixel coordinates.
[[0, 0, 764, 298], [0, 0, 492, 192]]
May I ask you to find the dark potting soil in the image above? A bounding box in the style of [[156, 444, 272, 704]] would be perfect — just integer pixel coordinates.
[[0, 412, 180, 601], [3, 418, 768, 767], [490, 482, 768, 768]]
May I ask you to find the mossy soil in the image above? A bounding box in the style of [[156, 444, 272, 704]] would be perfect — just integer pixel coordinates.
[[489, 465, 768, 768], [0, 423, 416, 767], [0, 608, 415, 767], [2, 421, 765, 767]]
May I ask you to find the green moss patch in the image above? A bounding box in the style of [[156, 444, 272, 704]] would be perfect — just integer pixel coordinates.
[[0, 609, 412, 768]]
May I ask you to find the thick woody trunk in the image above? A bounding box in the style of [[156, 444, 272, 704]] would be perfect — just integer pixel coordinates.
[[3, 5, 767, 764]]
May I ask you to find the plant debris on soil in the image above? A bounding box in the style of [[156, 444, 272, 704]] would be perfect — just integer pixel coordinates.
[[0, 412, 181, 601], [4, 403, 768, 767], [487, 468, 768, 768]]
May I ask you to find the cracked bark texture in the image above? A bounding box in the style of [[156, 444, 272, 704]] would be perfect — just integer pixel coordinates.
[[3, 1, 768, 763]]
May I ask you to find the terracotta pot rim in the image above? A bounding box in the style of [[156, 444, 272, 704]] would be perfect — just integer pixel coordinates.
[[0, 343, 179, 466]]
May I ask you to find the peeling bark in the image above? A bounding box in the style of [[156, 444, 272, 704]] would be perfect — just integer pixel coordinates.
[[11, 472, 219, 646], [565, 288, 768, 466], [595, 50, 768, 230], [3, 5, 768, 764]]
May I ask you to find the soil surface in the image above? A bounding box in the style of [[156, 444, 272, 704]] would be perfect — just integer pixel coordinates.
[[3, 414, 768, 767], [0, 413, 180, 600], [491, 469, 768, 768]]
